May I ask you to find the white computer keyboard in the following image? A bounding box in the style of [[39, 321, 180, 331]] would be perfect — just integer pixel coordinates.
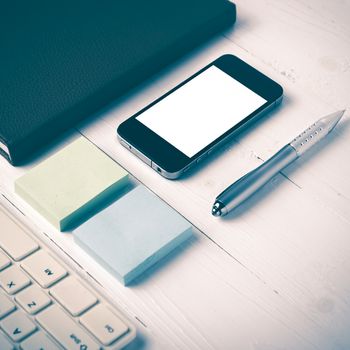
[[0, 201, 136, 350]]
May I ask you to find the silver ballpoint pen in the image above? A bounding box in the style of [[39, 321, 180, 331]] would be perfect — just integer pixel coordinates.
[[212, 110, 345, 217]]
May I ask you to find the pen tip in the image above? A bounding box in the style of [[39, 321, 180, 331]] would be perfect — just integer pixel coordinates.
[[212, 202, 223, 217]]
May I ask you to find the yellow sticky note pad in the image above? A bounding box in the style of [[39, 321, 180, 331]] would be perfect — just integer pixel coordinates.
[[15, 137, 129, 231]]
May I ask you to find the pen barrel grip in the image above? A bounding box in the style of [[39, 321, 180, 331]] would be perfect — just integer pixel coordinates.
[[218, 145, 298, 212]]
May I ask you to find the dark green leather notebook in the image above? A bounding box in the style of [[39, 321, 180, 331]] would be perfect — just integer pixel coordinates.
[[0, 0, 236, 165]]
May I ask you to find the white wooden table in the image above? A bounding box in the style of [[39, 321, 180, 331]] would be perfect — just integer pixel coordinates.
[[1, 1, 349, 349]]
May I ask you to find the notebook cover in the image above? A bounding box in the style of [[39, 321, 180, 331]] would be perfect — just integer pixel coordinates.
[[0, 0, 236, 165]]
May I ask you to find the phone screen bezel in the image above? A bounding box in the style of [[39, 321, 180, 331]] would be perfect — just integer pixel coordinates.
[[117, 54, 283, 175]]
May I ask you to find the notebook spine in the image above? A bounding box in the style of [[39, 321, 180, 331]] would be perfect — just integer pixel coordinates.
[[0, 139, 12, 163]]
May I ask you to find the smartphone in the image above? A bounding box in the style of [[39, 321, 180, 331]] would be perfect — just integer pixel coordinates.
[[117, 55, 283, 179]]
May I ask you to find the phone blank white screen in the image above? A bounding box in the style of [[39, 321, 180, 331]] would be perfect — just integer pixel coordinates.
[[137, 66, 267, 158]]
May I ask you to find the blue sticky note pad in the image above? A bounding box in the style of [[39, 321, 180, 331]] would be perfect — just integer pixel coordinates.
[[73, 186, 192, 285]]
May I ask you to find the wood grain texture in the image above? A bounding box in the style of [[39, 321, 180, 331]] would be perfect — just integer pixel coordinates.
[[1, 1, 349, 349]]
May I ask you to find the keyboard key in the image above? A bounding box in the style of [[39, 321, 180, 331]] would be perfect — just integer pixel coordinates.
[[21, 251, 67, 288], [15, 285, 51, 315], [36, 305, 99, 350], [80, 304, 129, 346], [0, 251, 11, 271], [0, 331, 13, 350], [1, 309, 37, 342], [0, 294, 16, 319], [0, 209, 39, 261], [20, 331, 60, 350], [50, 276, 97, 316], [0, 265, 31, 295]]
